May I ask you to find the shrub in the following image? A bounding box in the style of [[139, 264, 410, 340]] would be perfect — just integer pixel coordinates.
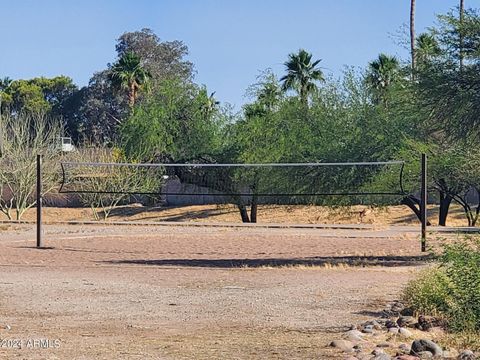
[[441, 237, 480, 332], [403, 237, 480, 332], [402, 267, 454, 316], [67, 148, 162, 220]]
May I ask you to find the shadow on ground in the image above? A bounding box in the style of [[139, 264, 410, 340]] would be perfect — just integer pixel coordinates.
[[391, 206, 467, 226], [103, 255, 433, 268], [100, 205, 239, 222]]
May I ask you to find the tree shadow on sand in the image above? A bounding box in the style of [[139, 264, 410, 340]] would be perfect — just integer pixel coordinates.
[[103, 255, 433, 268], [99, 205, 238, 222]]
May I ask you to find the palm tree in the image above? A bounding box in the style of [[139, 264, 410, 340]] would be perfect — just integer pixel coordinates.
[[109, 52, 151, 108], [410, 0, 417, 77], [199, 89, 220, 119], [416, 33, 441, 65], [366, 54, 401, 106], [460, 0, 465, 71], [257, 80, 282, 111], [0, 77, 12, 91], [280, 49, 324, 104]]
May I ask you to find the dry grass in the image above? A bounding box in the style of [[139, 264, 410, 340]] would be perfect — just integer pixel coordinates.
[[442, 332, 480, 352], [5, 203, 475, 226]]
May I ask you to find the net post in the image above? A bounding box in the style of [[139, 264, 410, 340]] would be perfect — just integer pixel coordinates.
[[36, 154, 43, 248], [420, 153, 427, 252]]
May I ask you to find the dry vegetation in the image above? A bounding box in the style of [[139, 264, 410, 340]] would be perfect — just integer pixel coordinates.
[[4, 203, 473, 227]]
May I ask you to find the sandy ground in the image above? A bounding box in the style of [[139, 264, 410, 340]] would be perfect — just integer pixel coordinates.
[[0, 222, 440, 359], [8, 203, 474, 227]]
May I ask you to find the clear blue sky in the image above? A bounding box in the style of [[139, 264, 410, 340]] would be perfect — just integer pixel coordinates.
[[0, 0, 468, 108]]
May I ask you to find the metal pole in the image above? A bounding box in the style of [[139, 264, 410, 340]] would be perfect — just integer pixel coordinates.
[[36, 154, 42, 248], [420, 153, 427, 252]]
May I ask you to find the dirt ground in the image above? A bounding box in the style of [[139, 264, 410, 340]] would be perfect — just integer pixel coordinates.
[[0, 221, 444, 359], [9, 203, 473, 227]]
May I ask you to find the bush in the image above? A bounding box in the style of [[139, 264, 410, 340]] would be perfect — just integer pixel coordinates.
[[402, 267, 454, 316], [403, 237, 480, 332], [67, 148, 162, 220], [441, 237, 480, 332]]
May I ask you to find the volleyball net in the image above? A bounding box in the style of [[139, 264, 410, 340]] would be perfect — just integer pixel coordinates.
[[59, 160, 406, 205]]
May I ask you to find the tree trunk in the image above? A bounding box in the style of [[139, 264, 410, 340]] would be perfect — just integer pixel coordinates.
[[410, 0, 416, 77], [459, 0, 465, 71], [401, 195, 431, 225], [250, 195, 258, 223], [238, 204, 250, 223], [438, 192, 453, 226], [128, 82, 136, 108], [473, 187, 480, 227], [0, 126, 3, 157]]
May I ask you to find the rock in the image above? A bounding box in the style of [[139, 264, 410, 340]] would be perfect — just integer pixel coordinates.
[[416, 316, 446, 331], [353, 344, 363, 351], [397, 316, 417, 328], [391, 301, 406, 313], [458, 350, 476, 360], [344, 357, 359, 360], [410, 339, 443, 357], [399, 328, 413, 338], [416, 351, 433, 359], [356, 354, 372, 360], [442, 349, 459, 358], [373, 354, 392, 360], [383, 301, 406, 317], [362, 325, 374, 334], [345, 329, 365, 341], [400, 307, 415, 316], [386, 320, 399, 329], [4, 324, 11, 330], [363, 320, 383, 330], [346, 333, 364, 342], [377, 342, 392, 348], [394, 356, 420, 360], [347, 329, 364, 337], [398, 343, 411, 354], [330, 339, 355, 353], [371, 348, 391, 360], [388, 327, 400, 334], [415, 316, 430, 331]]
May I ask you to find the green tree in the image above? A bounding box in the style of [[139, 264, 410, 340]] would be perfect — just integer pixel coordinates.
[[0, 76, 77, 117], [0, 77, 12, 91], [116, 28, 194, 83], [366, 54, 402, 107], [416, 33, 441, 66], [0, 77, 13, 110], [417, 8, 480, 139], [109, 52, 151, 108], [66, 29, 195, 144], [280, 49, 324, 104], [120, 80, 224, 162]]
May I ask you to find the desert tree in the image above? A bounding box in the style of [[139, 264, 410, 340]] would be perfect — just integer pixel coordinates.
[[0, 112, 61, 220]]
